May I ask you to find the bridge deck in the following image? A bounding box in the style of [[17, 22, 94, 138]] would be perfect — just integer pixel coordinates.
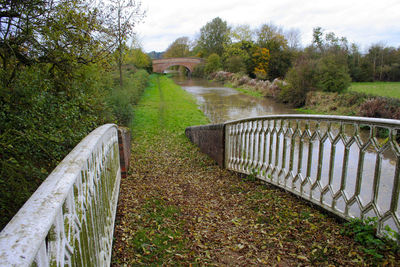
[[110, 75, 399, 265], [152, 57, 204, 73]]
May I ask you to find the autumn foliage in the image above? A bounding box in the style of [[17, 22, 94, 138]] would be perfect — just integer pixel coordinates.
[[252, 47, 270, 79]]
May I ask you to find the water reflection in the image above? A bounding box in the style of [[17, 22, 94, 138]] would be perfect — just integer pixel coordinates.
[[174, 77, 297, 123]]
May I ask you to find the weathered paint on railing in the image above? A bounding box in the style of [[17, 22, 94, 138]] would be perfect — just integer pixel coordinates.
[[0, 124, 121, 266], [225, 115, 400, 238]]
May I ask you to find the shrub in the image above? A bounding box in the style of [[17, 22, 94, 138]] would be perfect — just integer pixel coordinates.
[[108, 69, 149, 126], [281, 53, 351, 107], [204, 53, 222, 74], [303, 91, 368, 116], [317, 55, 351, 93], [237, 75, 251, 86], [108, 89, 134, 125], [358, 97, 400, 120], [280, 58, 319, 107], [0, 64, 112, 230], [256, 80, 271, 95], [338, 91, 367, 107], [192, 63, 206, 77], [266, 79, 285, 99], [0, 66, 149, 230], [210, 71, 233, 82], [247, 78, 257, 87], [128, 70, 150, 104], [225, 55, 246, 73]]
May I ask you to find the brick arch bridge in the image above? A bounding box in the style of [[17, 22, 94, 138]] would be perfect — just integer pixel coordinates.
[[152, 57, 204, 74]]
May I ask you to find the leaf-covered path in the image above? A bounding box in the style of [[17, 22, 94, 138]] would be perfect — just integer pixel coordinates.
[[111, 75, 399, 266]]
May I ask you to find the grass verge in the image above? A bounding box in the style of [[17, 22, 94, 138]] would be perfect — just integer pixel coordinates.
[[111, 75, 209, 265]]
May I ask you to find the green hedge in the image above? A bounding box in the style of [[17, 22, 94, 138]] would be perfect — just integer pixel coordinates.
[[0, 65, 149, 230], [107, 69, 149, 126]]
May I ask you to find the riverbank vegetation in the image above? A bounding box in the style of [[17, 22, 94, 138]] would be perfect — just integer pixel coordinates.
[[112, 75, 400, 265], [0, 0, 150, 230], [161, 17, 400, 119]]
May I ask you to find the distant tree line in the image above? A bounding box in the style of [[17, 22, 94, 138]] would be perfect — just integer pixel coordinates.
[[161, 17, 399, 108], [162, 17, 400, 83]]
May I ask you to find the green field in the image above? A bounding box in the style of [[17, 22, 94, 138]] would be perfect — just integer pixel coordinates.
[[349, 82, 400, 99]]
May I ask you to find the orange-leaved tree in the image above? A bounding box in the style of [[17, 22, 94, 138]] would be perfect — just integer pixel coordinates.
[[252, 47, 270, 79]]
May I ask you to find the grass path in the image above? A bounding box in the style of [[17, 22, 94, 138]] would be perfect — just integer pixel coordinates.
[[111, 75, 399, 266]]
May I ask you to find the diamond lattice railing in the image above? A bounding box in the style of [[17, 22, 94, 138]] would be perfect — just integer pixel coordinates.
[[225, 115, 400, 238]]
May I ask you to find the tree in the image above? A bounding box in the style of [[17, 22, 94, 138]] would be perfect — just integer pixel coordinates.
[[0, 0, 124, 230], [364, 44, 400, 82], [256, 23, 292, 79], [231, 24, 254, 42], [222, 41, 253, 74], [104, 0, 145, 86], [0, 0, 111, 86], [317, 55, 351, 92], [204, 53, 222, 74], [281, 58, 319, 107], [163, 37, 191, 58], [285, 28, 301, 51], [125, 47, 151, 71], [225, 56, 246, 73], [311, 27, 349, 58], [312, 27, 324, 53], [252, 47, 270, 79], [197, 17, 230, 57], [256, 24, 285, 47], [348, 43, 364, 81]]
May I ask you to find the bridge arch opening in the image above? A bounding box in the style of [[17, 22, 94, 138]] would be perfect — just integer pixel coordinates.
[[163, 64, 192, 76]]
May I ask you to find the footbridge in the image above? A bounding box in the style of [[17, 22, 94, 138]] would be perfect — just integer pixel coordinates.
[[152, 57, 204, 74], [1, 115, 400, 266], [186, 115, 400, 239]]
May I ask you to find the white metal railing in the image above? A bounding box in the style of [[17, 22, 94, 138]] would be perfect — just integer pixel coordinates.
[[0, 124, 121, 266], [225, 115, 400, 237]]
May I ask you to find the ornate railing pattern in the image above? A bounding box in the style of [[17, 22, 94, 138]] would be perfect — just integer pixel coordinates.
[[0, 124, 121, 266], [225, 115, 400, 237]]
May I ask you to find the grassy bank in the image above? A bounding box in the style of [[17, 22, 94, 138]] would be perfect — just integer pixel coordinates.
[[298, 85, 400, 118], [131, 74, 209, 139], [112, 75, 399, 266], [350, 82, 400, 99], [224, 82, 264, 98], [298, 81, 400, 116]]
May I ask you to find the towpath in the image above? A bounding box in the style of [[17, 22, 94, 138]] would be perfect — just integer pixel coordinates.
[[111, 75, 399, 266]]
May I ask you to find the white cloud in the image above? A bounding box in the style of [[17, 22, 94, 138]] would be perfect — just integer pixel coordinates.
[[135, 0, 400, 52]]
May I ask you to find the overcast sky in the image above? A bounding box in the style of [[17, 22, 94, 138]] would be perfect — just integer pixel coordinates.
[[134, 0, 400, 52]]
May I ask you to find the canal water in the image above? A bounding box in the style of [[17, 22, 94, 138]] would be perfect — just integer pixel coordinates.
[[175, 76, 399, 228], [174, 77, 297, 123]]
